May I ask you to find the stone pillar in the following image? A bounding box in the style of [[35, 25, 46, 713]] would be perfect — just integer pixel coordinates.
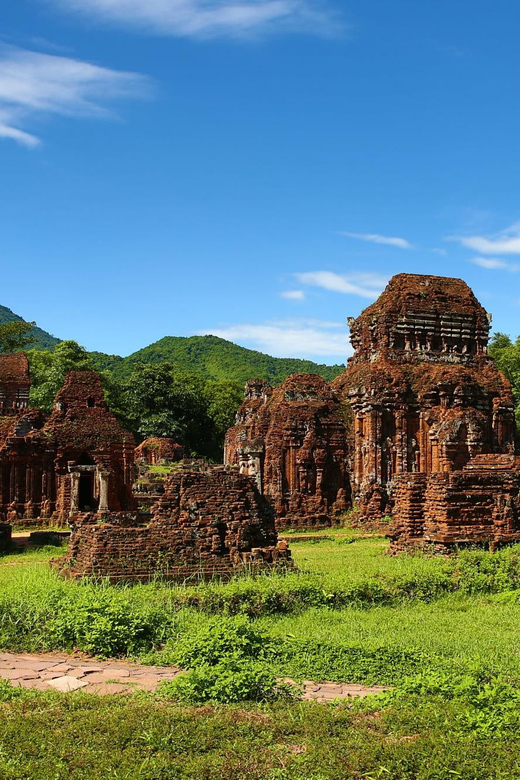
[[98, 471, 110, 513], [252, 456, 262, 492], [70, 472, 80, 515]]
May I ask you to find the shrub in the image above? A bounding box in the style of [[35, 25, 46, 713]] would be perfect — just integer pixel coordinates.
[[377, 667, 520, 736], [159, 659, 298, 704], [170, 614, 274, 667]]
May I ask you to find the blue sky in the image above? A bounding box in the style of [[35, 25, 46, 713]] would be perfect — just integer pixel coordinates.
[[1, 0, 520, 364]]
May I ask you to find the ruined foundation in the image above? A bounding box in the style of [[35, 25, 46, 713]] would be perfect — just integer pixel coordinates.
[[390, 454, 520, 551], [57, 467, 292, 582]]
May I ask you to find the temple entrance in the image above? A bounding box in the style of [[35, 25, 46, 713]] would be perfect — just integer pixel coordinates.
[[78, 473, 95, 511]]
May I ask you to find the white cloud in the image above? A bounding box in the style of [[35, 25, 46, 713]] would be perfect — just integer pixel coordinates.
[[470, 257, 520, 272], [448, 222, 520, 255], [431, 247, 447, 256], [295, 271, 388, 299], [44, 0, 340, 39], [198, 318, 351, 359], [280, 289, 305, 301], [341, 231, 415, 250], [0, 45, 150, 147]]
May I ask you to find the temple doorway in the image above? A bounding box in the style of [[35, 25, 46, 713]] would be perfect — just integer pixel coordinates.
[[78, 473, 95, 511]]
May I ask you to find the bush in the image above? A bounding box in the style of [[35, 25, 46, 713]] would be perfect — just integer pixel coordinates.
[[0, 579, 175, 657], [170, 614, 274, 667], [47, 591, 175, 657], [159, 659, 297, 704], [0, 679, 28, 702]]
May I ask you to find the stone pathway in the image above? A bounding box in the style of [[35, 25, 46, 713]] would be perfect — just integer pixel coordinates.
[[0, 652, 180, 695], [0, 652, 387, 701]]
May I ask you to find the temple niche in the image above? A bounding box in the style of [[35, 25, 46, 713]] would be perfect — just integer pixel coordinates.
[[0, 362, 135, 524], [333, 273, 515, 520], [225, 374, 350, 528]]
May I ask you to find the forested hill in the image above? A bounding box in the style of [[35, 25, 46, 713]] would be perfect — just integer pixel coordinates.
[[0, 305, 60, 351], [98, 335, 345, 384], [0, 305, 345, 384]]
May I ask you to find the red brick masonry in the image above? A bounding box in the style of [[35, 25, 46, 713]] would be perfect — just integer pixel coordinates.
[[391, 454, 520, 551], [57, 467, 292, 581]]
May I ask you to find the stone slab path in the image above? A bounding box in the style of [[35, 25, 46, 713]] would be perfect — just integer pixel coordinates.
[[0, 652, 387, 701]]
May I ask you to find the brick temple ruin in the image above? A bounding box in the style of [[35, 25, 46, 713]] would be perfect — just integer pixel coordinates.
[[2, 270, 519, 556], [0, 361, 135, 523], [224, 374, 349, 527], [226, 273, 520, 546], [0, 356, 292, 578], [58, 466, 292, 581], [333, 273, 515, 517]]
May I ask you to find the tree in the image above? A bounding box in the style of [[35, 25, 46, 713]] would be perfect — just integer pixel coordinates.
[[0, 321, 35, 353], [26, 341, 94, 413], [123, 364, 214, 456], [204, 379, 244, 454], [489, 332, 520, 427]]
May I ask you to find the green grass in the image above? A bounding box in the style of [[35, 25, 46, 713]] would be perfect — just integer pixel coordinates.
[[3, 536, 520, 776], [1, 690, 520, 779]]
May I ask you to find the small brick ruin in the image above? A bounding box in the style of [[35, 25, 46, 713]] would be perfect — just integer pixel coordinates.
[[135, 437, 184, 466], [225, 374, 349, 528], [58, 467, 292, 581], [391, 454, 520, 551], [134, 437, 185, 511], [0, 361, 135, 524]]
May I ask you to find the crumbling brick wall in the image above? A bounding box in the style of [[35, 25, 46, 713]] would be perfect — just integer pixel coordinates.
[[58, 467, 292, 581], [391, 454, 520, 551]]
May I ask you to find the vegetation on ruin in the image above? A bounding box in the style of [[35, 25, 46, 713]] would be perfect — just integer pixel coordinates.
[[5, 535, 520, 776]]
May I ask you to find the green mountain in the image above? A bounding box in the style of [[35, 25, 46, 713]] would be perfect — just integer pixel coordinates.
[[0, 305, 60, 351], [0, 305, 345, 384], [100, 335, 344, 384]]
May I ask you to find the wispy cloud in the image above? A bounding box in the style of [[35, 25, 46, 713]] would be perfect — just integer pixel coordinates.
[[295, 271, 388, 299], [341, 231, 415, 250], [198, 318, 351, 359], [280, 289, 305, 301], [471, 257, 520, 272], [448, 222, 520, 255], [44, 0, 340, 39], [0, 44, 150, 147]]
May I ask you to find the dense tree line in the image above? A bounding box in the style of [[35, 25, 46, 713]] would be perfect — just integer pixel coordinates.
[[27, 343, 243, 460]]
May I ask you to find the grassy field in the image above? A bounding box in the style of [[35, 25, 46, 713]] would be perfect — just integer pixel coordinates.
[[2, 534, 520, 777]]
